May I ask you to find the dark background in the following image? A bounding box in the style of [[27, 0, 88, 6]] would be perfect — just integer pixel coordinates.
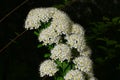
[[0, 0, 120, 80]]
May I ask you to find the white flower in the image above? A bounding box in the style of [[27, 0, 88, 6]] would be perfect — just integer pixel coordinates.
[[51, 10, 73, 35], [71, 24, 85, 35], [77, 41, 87, 53], [50, 44, 71, 62], [80, 46, 92, 57], [38, 26, 60, 45], [65, 34, 86, 52], [86, 72, 97, 80], [89, 77, 98, 80], [25, 7, 57, 30], [64, 69, 85, 80], [73, 56, 93, 73], [39, 59, 58, 77]]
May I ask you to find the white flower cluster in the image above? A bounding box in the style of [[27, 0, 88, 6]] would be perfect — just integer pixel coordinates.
[[50, 44, 71, 62], [65, 34, 86, 52], [89, 77, 98, 80], [64, 69, 85, 80], [25, 7, 57, 30], [51, 10, 73, 35], [72, 56, 97, 80], [25, 7, 73, 45], [25, 7, 97, 80], [80, 46, 92, 57], [39, 59, 58, 77], [71, 24, 85, 35], [38, 26, 60, 45], [73, 56, 93, 73]]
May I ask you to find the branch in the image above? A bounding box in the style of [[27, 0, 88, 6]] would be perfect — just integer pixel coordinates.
[[0, 0, 29, 23], [0, 0, 78, 54], [0, 30, 27, 53], [0, 0, 29, 53]]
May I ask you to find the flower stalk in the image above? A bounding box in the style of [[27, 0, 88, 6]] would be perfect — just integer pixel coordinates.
[[24, 7, 97, 80]]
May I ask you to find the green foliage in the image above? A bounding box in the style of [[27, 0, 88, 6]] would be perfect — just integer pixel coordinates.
[[56, 76, 64, 80], [34, 31, 39, 36], [63, 0, 71, 4], [37, 43, 43, 48], [44, 53, 51, 58], [53, 0, 72, 9], [87, 16, 120, 66], [34, 19, 52, 37], [112, 17, 120, 24], [54, 60, 75, 79], [33, 19, 53, 49], [47, 44, 55, 50], [59, 34, 67, 43]]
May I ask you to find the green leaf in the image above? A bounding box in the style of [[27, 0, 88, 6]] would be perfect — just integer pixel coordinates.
[[106, 40, 117, 46], [34, 31, 39, 36], [71, 63, 75, 69], [44, 53, 51, 58], [103, 16, 110, 21], [96, 38, 107, 41], [98, 46, 107, 51], [64, 65, 71, 75], [97, 38, 117, 46], [37, 44, 43, 48], [115, 45, 120, 48], [62, 61, 69, 70], [55, 60, 62, 68], [112, 17, 120, 24], [48, 45, 53, 50], [40, 20, 52, 29], [56, 77, 64, 80], [47, 44, 54, 50], [95, 58, 105, 63], [64, 0, 69, 4]]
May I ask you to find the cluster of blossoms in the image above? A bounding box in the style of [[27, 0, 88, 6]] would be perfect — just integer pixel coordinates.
[[25, 7, 97, 80], [25, 8, 57, 29], [50, 44, 72, 62], [73, 56, 93, 73], [39, 60, 58, 77], [64, 69, 85, 80]]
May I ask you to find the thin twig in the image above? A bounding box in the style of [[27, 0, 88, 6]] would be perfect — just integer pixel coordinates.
[[0, 0, 29, 53], [0, 0, 29, 23], [0, 30, 27, 53], [0, 0, 77, 54]]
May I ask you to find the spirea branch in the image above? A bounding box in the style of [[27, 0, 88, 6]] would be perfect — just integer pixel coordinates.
[[25, 7, 97, 80]]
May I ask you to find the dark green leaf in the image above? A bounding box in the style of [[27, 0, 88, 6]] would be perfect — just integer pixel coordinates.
[[56, 76, 64, 80], [34, 31, 39, 36], [106, 40, 117, 46], [64, 65, 71, 75], [55, 60, 62, 68], [98, 46, 107, 51], [44, 53, 51, 58], [112, 17, 120, 24], [62, 61, 69, 70], [103, 16, 110, 21], [115, 45, 120, 48], [95, 58, 105, 63], [37, 44, 43, 48]]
